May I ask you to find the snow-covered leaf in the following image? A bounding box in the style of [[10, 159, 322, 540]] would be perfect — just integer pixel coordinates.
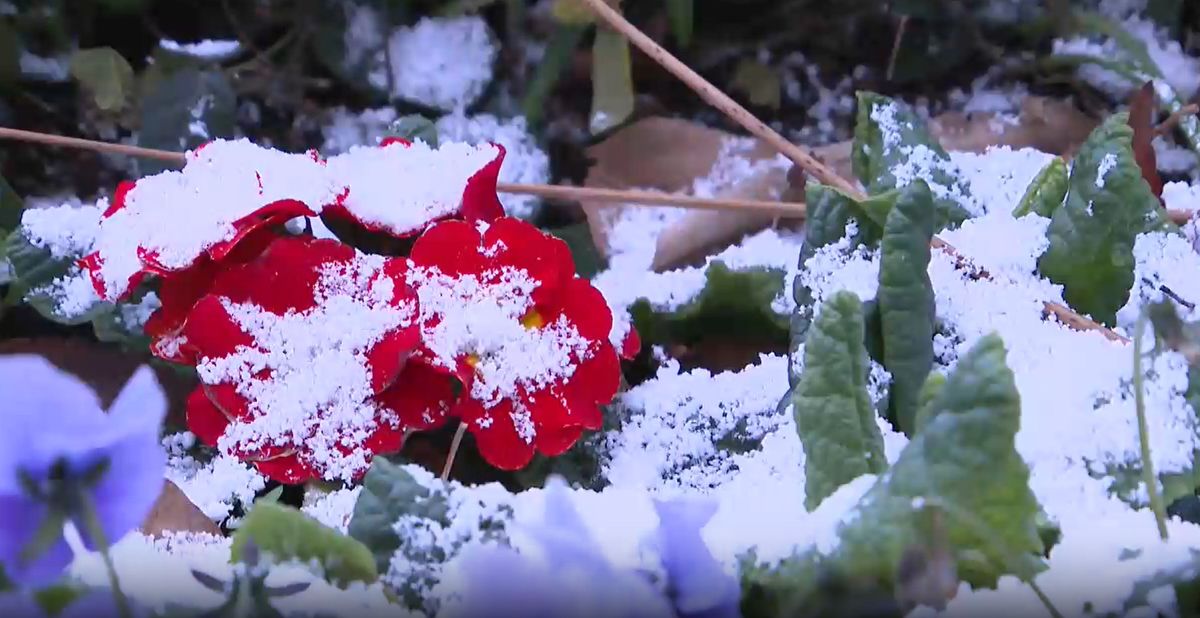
[[231, 502, 378, 589], [834, 333, 1046, 588], [3, 228, 110, 325], [631, 261, 788, 349], [877, 181, 936, 435], [386, 114, 439, 146], [1037, 113, 1175, 327], [793, 290, 887, 511], [68, 47, 134, 113], [136, 68, 235, 176], [852, 92, 972, 231], [347, 458, 450, 576], [0, 172, 22, 236], [1011, 157, 1068, 219]]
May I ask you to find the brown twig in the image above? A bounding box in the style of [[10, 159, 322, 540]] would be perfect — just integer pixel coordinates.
[[576, 0, 1137, 345], [1156, 103, 1200, 137], [0, 127, 809, 218], [886, 15, 910, 82], [440, 423, 467, 482]]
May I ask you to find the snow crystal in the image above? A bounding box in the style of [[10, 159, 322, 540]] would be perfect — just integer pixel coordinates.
[[325, 140, 501, 237], [303, 487, 362, 533], [1117, 231, 1200, 324], [382, 16, 496, 111], [436, 112, 550, 219], [950, 146, 1056, 215], [871, 102, 980, 216], [165, 435, 266, 522], [198, 253, 416, 481], [20, 201, 102, 258], [1164, 181, 1200, 213]]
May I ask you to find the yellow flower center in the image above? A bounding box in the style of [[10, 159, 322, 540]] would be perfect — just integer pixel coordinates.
[[521, 309, 546, 330], [465, 354, 480, 368]]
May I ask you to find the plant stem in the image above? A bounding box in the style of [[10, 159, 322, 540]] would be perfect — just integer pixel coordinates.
[[79, 494, 133, 618], [441, 423, 468, 482], [1134, 310, 1170, 541]]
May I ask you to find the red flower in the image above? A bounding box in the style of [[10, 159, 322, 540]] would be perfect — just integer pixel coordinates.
[[321, 138, 506, 239], [401, 218, 621, 470], [181, 235, 423, 483]]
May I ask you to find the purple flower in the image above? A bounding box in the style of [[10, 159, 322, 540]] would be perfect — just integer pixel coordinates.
[[0, 589, 149, 618], [0, 355, 166, 588], [652, 499, 741, 618], [448, 478, 674, 618]]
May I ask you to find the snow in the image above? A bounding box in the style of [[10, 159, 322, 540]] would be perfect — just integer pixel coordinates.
[[160, 39, 242, 60], [198, 252, 415, 482], [1053, 14, 1200, 103], [165, 432, 267, 522], [436, 112, 550, 219], [871, 101, 981, 216], [381, 16, 497, 111], [20, 201, 102, 257]]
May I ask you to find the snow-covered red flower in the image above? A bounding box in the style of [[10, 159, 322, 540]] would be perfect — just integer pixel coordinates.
[[322, 137, 506, 238], [399, 218, 621, 470], [181, 236, 423, 483]]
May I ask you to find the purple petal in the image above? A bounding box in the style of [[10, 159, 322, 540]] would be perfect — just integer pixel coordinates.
[[653, 499, 741, 618], [78, 430, 165, 551], [0, 591, 49, 618], [59, 590, 149, 618], [0, 494, 73, 588]]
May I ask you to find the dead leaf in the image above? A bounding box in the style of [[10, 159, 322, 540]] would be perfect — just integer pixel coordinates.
[[1127, 81, 1164, 202], [929, 96, 1098, 156], [140, 480, 223, 538]]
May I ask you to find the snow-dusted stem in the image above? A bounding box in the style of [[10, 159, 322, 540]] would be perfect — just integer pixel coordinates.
[[80, 493, 133, 618], [441, 423, 468, 482], [1133, 311, 1170, 541]]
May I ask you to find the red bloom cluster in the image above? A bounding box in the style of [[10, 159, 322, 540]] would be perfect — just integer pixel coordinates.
[[79, 139, 639, 483]]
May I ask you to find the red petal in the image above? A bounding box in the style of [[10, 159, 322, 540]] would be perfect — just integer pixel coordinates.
[[364, 416, 407, 456], [203, 382, 253, 422], [208, 236, 354, 314], [376, 361, 457, 431], [380, 137, 412, 148], [565, 343, 621, 406], [78, 252, 108, 298], [186, 386, 230, 446], [536, 425, 585, 457], [252, 453, 318, 485], [482, 217, 574, 305], [209, 199, 316, 262], [409, 220, 487, 276], [551, 278, 614, 343], [103, 181, 136, 218], [181, 296, 254, 360], [460, 143, 506, 224], [366, 326, 421, 393], [456, 398, 535, 471], [144, 258, 220, 339], [619, 326, 641, 360]]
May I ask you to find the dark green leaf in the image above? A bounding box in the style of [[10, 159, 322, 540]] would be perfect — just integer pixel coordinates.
[[231, 502, 377, 589], [834, 333, 1045, 588], [309, 0, 405, 96], [136, 69, 235, 176], [522, 24, 585, 127], [347, 458, 450, 576], [793, 290, 887, 511], [590, 26, 634, 134], [665, 0, 693, 47], [33, 582, 87, 615], [877, 181, 936, 435], [0, 172, 23, 236], [852, 92, 972, 231], [386, 114, 438, 146], [69, 47, 135, 112], [547, 222, 606, 279], [1012, 157, 1068, 219], [632, 261, 788, 349], [1037, 113, 1175, 327], [0, 20, 19, 89], [93, 0, 154, 13], [912, 371, 946, 435]]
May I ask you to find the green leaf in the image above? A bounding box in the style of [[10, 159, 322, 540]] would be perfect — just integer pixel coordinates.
[[1012, 157, 1068, 219], [0, 172, 24, 237], [547, 222, 606, 279], [912, 371, 946, 435], [33, 582, 87, 615], [665, 0, 693, 47], [136, 68, 235, 176], [522, 24, 585, 127], [833, 333, 1046, 589], [69, 47, 134, 112], [877, 181, 936, 435], [731, 59, 781, 110], [590, 26, 634, 134], [4, 228, 110, 324], [0, 19, 20, 89], [309, 0, 405, 96], [852, 91, 972, 231], [631, 261, 788, 349], [231, 502, 377, 589], [1037, 113, 1175, 327], [347, 458, 450, 576], [793, 290, 887, 511], [386, 114, 438, 146]]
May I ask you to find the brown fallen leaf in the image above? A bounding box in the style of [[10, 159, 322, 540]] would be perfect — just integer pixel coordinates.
[[929, 96, 1099, 156], [1127, 81, 1165, 203], [139, 479, 223, 538]]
